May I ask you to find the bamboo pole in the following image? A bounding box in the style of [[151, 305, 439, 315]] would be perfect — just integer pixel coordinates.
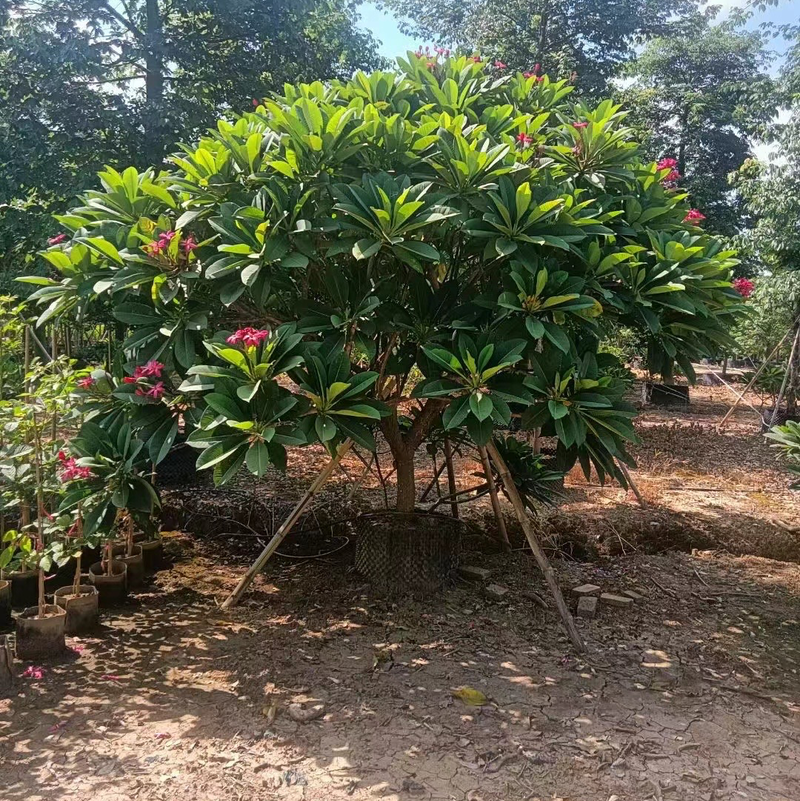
[[486, 439, 585, 652], [221, 440, 353, 610], [617, 460, 646, 508], [718, 321, 798, 429], [442, 436, 459, 519], [478, 445, 510, 549], [768, 327, 800, 428]]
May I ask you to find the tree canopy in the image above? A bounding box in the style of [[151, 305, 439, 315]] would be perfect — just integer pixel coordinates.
[[24, 54, 743, 519]]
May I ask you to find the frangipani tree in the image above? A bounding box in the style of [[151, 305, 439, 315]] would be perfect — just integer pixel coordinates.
[[23, 53, 742, 515]]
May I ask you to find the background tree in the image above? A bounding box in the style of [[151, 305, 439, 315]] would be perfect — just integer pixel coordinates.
[[732, 24, 800, 411], [377, 0, 697, 96], [622, 14, 777, 237], [0, 0, 381, 286]]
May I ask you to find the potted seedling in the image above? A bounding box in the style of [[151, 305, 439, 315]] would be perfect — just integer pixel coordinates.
[[52, 507, 99, 634], [15, 419, 67, 660], [61, 420, 159, 605], [111, 512, 144, 587], [0, 529, 40, 608]]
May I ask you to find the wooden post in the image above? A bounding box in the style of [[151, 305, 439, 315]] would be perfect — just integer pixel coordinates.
[[478, 445, 510, 549], [221, 440, 353, 610], [617, 460, 646, 508], [0, 636, 13, 692], [443, 436, 459, 519], [486, 439, 585, 653], [718, 321, 797, 429]]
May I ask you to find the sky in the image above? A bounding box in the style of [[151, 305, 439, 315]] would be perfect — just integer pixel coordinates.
[[358, 0, 800, 62]]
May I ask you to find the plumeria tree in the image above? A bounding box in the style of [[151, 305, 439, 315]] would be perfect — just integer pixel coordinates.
[[23, 53, 742, 514]]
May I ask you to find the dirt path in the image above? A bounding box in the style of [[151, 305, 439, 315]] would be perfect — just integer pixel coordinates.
[[2, 544, 800, 801]]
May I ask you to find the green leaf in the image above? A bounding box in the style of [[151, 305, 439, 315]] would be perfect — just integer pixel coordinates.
[[246, 442, 270, 476], [205, 393, 247, 422]]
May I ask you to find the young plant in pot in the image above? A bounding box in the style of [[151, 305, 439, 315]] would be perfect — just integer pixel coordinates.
[[60, 420, 159, 605], [52, 508, 100, 634]]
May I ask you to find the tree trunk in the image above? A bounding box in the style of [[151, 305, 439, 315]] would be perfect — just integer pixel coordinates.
[[394, 449, 417, 513], [144, 0, 165, 159]]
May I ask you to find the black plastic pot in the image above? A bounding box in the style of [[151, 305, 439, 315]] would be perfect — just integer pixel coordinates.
[[3, 569, 39, 609], [643, 382, 690, 408], [111, 544, 144, 587], [0, 579, 11, 627], [16, 604, 66, 660], [140, 538, 164, 573], [54, 585, 99, 634], [88, 561, 128, 606]]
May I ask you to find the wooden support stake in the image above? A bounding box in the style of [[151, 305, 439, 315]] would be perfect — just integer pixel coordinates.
[[769, 327, 800, 428], [486, 439, 585, 653], [478, 445, 510, 549], [718, 321, 798, 429], [0, 635, 13, 692], [221, 440, 353, 610], [617, 460, 646, 508], [443, 436, 459, 519]]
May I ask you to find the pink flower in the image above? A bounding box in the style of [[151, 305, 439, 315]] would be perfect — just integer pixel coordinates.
[[48, 234, 68, 245], [572, 121, 588, 129], [516, 132, 534, 146], [471, 55, 481, 63], [23, 666, 45, 680], [494, 61, 506, 69], [182, 236, 198, 253], [252, 98, 259, 107], [226, 327, 270, 347], [144, 230, 177, 258], [732, 277, 755, 298], [683, 209, 706, 224], [426, 61, 435, 69], [59, 455, 94, 482], [136, 381, 165, 400], [77, 376, 95, 388], [657, 157, 681, 184], [139, 360, 164, 378], [123, 376, 137, 384]]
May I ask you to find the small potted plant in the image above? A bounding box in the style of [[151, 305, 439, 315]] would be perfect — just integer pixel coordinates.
[[111, 511, 144, 587], [0, 529, 40, 608], [52, 508, 100, 634], [61, 420, 159, 604]]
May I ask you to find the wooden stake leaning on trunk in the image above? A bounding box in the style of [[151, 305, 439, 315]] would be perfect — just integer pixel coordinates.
[[769, 327, 800, 428], [478, 445, 510, 549], [221, 440, 353, 610], [617, 460, 646, 508], [485, 439, 585, 653], [442, 436, 459, 519]]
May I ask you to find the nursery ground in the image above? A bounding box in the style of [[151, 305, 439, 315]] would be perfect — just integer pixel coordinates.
[[2, 379, 800, 801]]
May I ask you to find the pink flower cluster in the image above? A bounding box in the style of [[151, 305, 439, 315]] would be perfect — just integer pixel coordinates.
[[136, 381, 165, 399], [48, 233, 68, 245], [144, 232, 197, 259], [732, 277, 755, 298], [122, 361, 166, 399], [494, 60, 506, 69], [683, 209, 706, 224], [657, 157, 681, 185], [57, 451, 94, 483], [134, 360, 164, 379], [226, 327, 270, 348], [23, 665, 45, 680], [77, 376, 95, 389]]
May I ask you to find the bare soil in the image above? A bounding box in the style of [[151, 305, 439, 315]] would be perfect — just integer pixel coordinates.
[[2, 380, 800, 801]]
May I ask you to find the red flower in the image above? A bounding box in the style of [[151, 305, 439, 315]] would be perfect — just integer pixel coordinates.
[[732, 277, 755, 298], [77, 376, 95, 388], [132, 360, 164, 379], [59, 456, 94, 483], [494, 61, 506, 69], [683, 209, 706, 224], [572, 121, 588, 129], [23, 666, 45, 680], [471, 55, 481, 63], [252, 98, 259, 107], [516, 132, 534, 146], [123, 377, 136, 384], [48, 233, 68, 245], [226, 327, 270, 347]]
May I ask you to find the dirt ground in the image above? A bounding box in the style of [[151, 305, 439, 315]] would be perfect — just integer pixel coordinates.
[[2, 380, 800, 801]]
